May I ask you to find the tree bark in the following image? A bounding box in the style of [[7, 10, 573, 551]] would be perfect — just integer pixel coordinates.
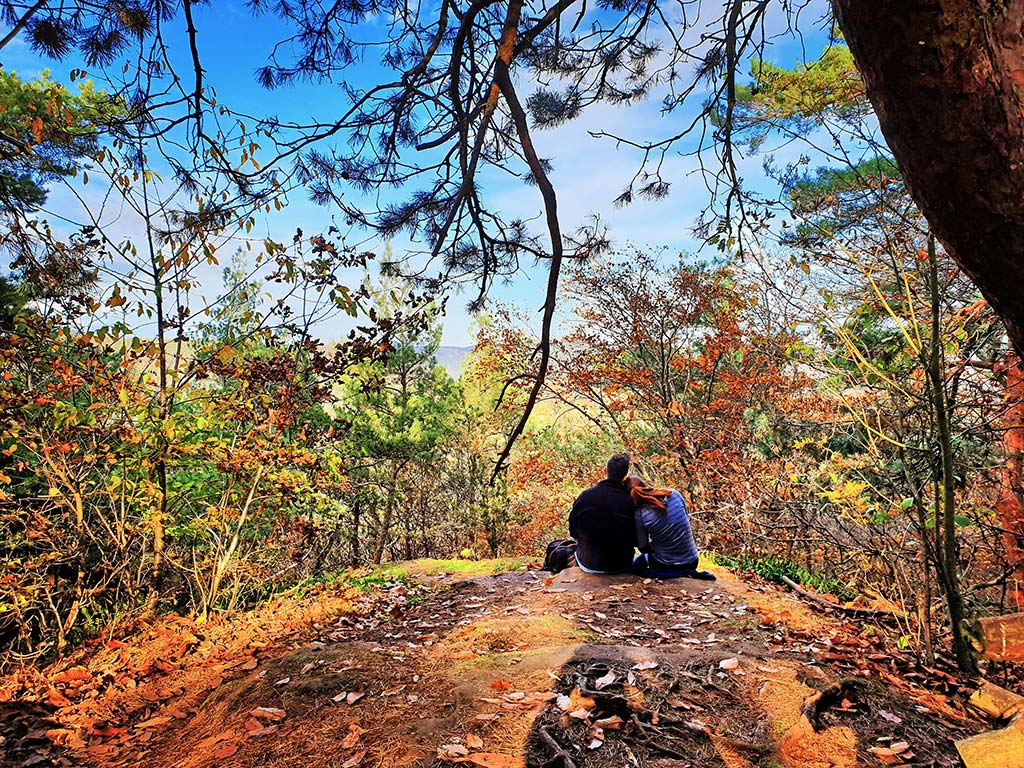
[[833, 0, 1024, 359], [350, 498, 361, 567], [995, 353, 1024, 609]]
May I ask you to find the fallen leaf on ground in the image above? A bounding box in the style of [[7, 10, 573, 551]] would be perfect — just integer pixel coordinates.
[[341, 724, 365, 749], [594, 672, 616, 690], [341, 749, 367, 767], [45, 689, 72, 707], [346, 689, 365, 705], [438, 743, 469, 758], [252, 706, 286, 721], [245, 722, 278, 738], [136, 716, 172, 729], [466, 734, 484, 749], [90, 725, 124, 738], [632, 661, 658, 671], [212, 743, 238, 759], [53, 668, 90, 683], [719, 658, 740, 670], [465, 753, 517, 767], [490, 680, 512, 691], [868, 741, 911, 758]]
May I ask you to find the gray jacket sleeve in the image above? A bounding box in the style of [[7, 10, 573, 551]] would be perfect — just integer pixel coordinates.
[[634, 508, 650, 552]]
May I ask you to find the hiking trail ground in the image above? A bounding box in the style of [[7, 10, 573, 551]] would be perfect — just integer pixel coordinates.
[[0, 561, 999, 767]]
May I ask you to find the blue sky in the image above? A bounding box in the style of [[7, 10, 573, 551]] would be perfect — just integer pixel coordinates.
[[4, 0, 836, 347]]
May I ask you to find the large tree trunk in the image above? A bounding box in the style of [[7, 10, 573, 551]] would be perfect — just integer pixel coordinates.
[[832, 0, 1024, 359], [996, 353, 1024, 609]]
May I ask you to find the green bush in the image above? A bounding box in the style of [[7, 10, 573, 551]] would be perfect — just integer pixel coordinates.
[[711, 553, 855, 602]]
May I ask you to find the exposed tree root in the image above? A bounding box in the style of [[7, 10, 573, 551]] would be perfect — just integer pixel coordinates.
[[801, 679, 867, 732], [537, 726, 578, 768]]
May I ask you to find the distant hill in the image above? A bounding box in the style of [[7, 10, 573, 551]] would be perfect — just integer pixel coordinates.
[[436, 345, 473, 376]]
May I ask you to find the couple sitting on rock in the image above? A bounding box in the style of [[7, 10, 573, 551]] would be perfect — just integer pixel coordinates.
[[567, 453, 714, 580]]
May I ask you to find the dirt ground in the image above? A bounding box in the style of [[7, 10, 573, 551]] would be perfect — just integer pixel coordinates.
[[0, 562, 1003, 768]]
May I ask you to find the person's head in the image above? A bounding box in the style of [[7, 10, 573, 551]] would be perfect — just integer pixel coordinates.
[[606, 453, 630, 483], [626, 475, 672, 512]]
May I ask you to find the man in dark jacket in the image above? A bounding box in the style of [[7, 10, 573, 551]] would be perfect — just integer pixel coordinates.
[[568, 453, 637, 573]]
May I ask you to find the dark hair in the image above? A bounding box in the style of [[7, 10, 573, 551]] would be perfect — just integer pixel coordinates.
[[607, 453, 630, 483]]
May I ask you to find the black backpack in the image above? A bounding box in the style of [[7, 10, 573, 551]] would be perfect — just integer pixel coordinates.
[[542, 538, 577, 573]]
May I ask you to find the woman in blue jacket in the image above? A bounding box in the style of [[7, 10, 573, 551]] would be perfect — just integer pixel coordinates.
[[627, 476, 707, 579]]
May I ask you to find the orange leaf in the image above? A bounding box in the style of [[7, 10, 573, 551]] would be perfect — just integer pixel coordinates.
[[52, 667, 90, 683], [213, 743, 239, 759], [466, 753, 518, 767], [245, 723, 278, 738], [251, 706, 286, 721], [341, 724, 365, 749], [489, 680, 513, 691], [45, 689, 72, 707], [90, 725, 125, 738]]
